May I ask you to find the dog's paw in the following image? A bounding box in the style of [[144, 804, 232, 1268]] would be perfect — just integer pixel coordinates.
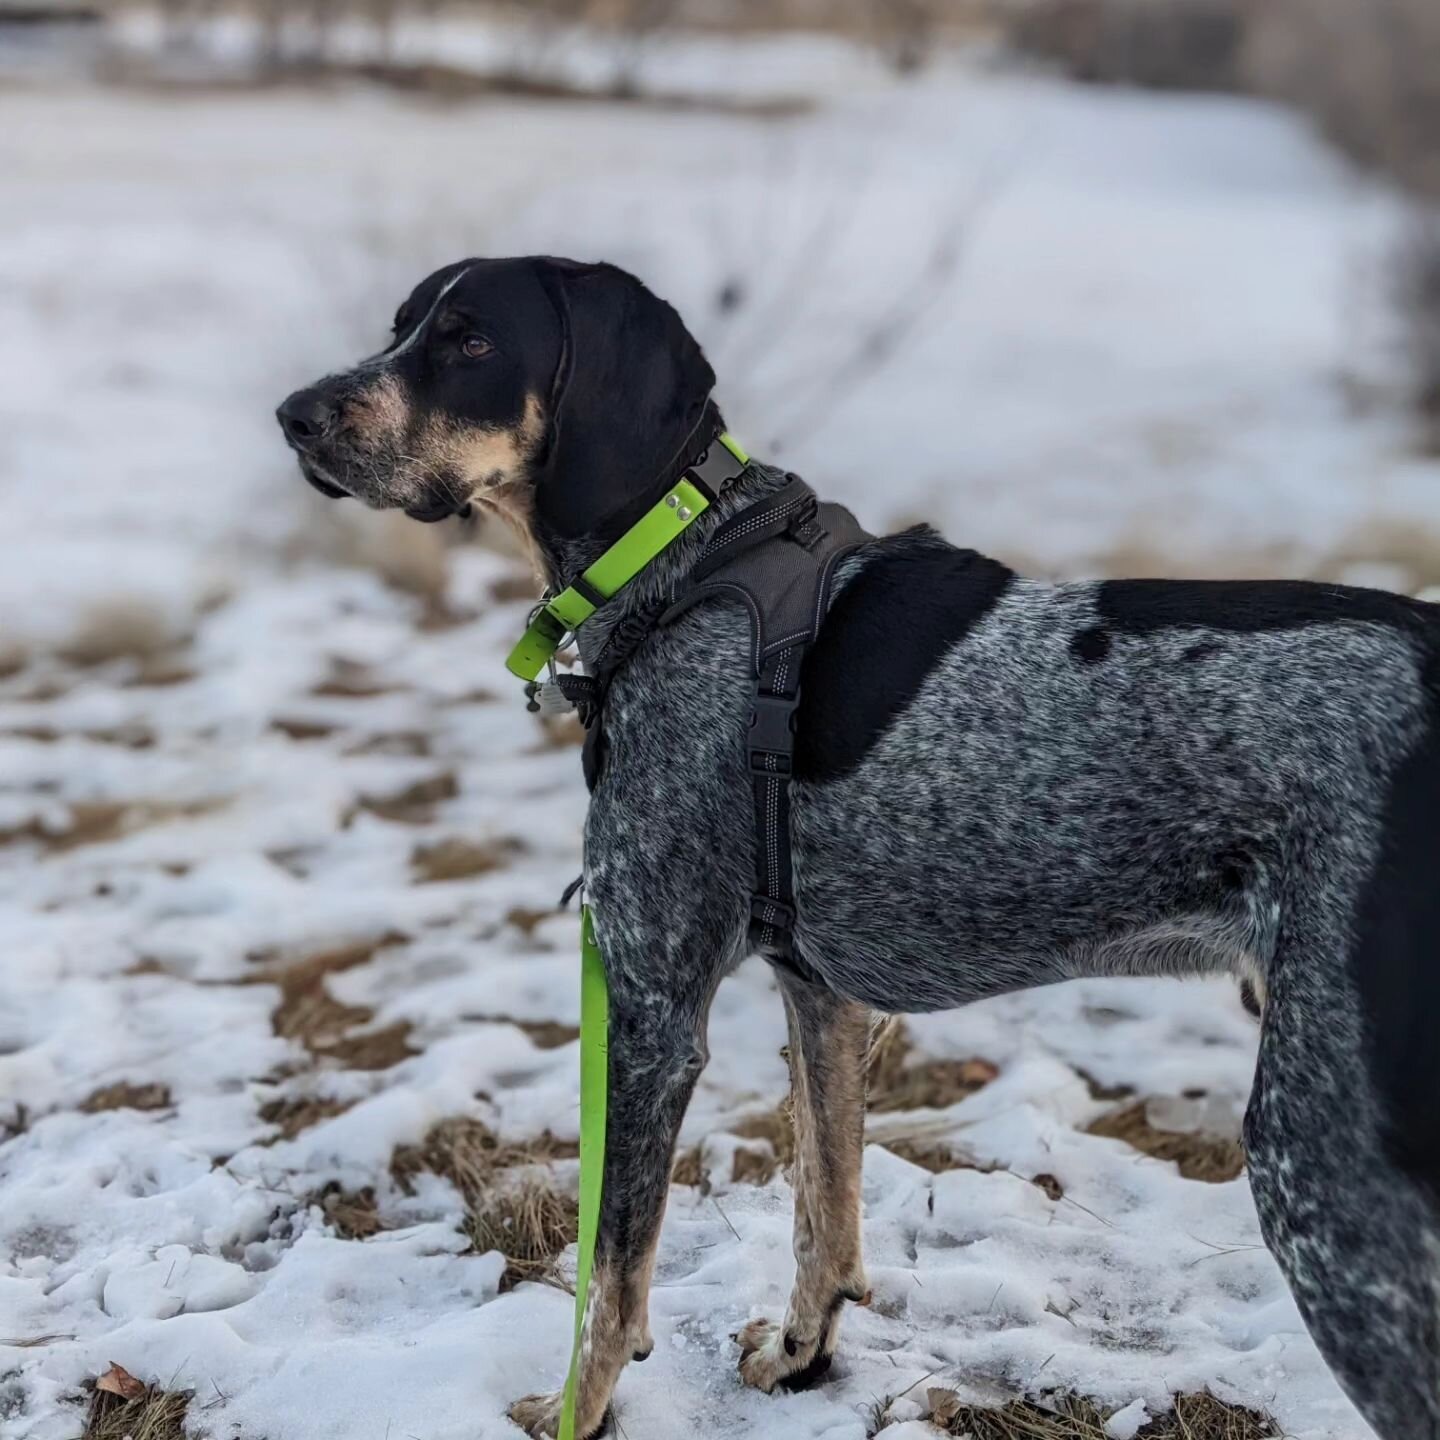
[[734, 1317, 833, 1394], [507, 1392, 562, 1438]]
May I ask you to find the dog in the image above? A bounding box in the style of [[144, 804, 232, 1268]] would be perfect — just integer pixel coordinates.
[[278, 256, 1440, 1440]]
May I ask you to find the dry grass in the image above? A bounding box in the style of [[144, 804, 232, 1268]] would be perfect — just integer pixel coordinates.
[[1087, 1101, 1246, 1183], [311, 1181, 385, 1239], [82, 1380, 191, 1440], [464, 1177, 578, 1290], [391, 1117, 579, 1289], [59, 599, 178, 667], [924, 1388, 1283, 1438], [411, 834, 525, 882], [866, 1019, 999, 1114], [468, 1015, 580, 1049], [0, 797, 222, 853], [258, 1093, 356, 1141], [351, 770, 459, 825], [79, 1082, 171, 1114], [270, 716, 338, 741], [246, 933, 413, 1066]]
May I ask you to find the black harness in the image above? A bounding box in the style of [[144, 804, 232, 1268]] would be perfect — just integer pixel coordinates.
[[568, 467, 871, 962]]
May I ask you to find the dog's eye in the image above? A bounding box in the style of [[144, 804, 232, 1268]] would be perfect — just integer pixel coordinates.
[[461, 334, 494, 360]]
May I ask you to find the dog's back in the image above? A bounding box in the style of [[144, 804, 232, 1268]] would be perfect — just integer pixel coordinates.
[[782, 528, 1440, 1434]]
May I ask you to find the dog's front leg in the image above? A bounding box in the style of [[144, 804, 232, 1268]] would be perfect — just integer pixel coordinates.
[[737, 969, 870, 1393], [509, 971, 714, 1438]]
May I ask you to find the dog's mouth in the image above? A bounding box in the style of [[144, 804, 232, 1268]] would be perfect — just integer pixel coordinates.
[[405, 494, 471, 524], [293, 445, 473, 523], [298, 460, 350, 501]]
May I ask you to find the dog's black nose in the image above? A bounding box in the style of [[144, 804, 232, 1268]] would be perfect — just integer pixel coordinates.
[[276, 388, 336, 449]]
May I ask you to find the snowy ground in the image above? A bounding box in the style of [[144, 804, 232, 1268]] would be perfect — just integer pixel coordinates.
[[3, 23, 1438, 1440]]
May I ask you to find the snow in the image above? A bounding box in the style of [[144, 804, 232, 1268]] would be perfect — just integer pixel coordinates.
[[3, 20, 1434, 1440]]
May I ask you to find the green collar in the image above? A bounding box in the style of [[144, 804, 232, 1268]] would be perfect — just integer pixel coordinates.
[[505, 431, 750, 681]]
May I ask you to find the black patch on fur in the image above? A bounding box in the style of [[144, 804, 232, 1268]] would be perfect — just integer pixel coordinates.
[[1183, 640, 1221, 662], [1097, 578, 1435, 637], [778, 1349, 833, 1392], [1071, 627, 1111, 665], [1351, 657, 1440, 1201], [795, 536, 1013, 782]]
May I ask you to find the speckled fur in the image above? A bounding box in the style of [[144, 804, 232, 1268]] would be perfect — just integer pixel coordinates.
[[278, 258, 1440, 1440], [570, 474, 1440, 1440]]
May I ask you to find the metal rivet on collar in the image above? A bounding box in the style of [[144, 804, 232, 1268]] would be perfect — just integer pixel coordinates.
[[677, 506, 692, 521], [665, 493, 680, 509]]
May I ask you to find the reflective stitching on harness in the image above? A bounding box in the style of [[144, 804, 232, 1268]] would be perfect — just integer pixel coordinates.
[[703, 496, 810, 555]]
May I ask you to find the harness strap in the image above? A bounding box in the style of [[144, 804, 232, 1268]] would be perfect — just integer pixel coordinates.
[[664, 479, 871, 959]]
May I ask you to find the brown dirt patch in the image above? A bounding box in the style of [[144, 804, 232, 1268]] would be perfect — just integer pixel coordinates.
[[352, 770, 458, 825], [344, 730, 433, 757], [270, 716, 338, 741], [311, 1181, 385, 1239], [323, 1021, 417, 1071], [312, 659, 397, 698], [1087, 1101, 1246, 1183], [671, 1143, 705, 1188], [924, 1388, 1282, 1438], [83, 1377, 191, 1440], [467, 1015, 579, 1049], [866, 1019, 999, 1113], [247, 932, 411, 1066], [411, 834, 525, 882], [79, 1082, 171, 1114], [391, 1117, 579, 1289], [490, 572, 540, 603], [0, 797, 221, 852], [122, 655, 195, 688], [725, 1105, 797, 1185], [258, 1094, 356, 1141], [505, 905, 555, 936]]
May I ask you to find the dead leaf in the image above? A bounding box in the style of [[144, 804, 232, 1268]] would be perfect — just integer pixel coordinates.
[[96, 1363, 146, 1400], [927, 1387, 963, 1424]]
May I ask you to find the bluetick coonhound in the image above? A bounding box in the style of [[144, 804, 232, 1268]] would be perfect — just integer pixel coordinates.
[[279, 256, 1440, 1439]]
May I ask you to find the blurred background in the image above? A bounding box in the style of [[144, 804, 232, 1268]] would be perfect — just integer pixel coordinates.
[[2, 5, 1438, 1440]]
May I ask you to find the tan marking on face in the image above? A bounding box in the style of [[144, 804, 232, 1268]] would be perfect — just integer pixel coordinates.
[[345, 372, 411, 450], [420, 393, 547, 574]]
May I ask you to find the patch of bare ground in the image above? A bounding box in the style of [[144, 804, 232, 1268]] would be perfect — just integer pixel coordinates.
[[79, 1082, 170, 1114], [58, 600, 177, 668], [505, 905, 555, 937], [258, 1093, 356, 1141], [0, 797, 223, 852], [269, 716, 338, 741], [0, 723, 156, 749], [411, 833, 525, 882], [467, 1015, 580, 1050], [391, 1117, 578, 1288], [921, 1388, 1282, 1438], [311, 1181, 385, 1240], [122, 654, 195, 688], [350, 770, 458, 825], [490, 571, 540, 604], [82, 1366, 190, 1440], [312, 658, 399, 699], [1087, 1101, 1246, 1183], [866, 1018, 999, 1114], [246, 933, 416, 1068], [528, 714, 587, 750], [344, 729, 432, 757]]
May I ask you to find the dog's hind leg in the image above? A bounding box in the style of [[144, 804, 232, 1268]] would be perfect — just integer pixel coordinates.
[[1244, 917, 1440, 1440], [508, 925, 722, 1439], [737, 969, 870, 1393]]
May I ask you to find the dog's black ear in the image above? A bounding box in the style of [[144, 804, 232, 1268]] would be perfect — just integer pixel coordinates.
[[532, 259, 715, 543]]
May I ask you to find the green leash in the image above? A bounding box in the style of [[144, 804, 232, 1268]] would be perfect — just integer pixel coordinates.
[[560, 907, 609, 1440], [516, 432, 749, 1437]]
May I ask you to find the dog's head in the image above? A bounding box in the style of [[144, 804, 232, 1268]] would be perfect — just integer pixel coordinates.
[[276, 257, 716, 569]]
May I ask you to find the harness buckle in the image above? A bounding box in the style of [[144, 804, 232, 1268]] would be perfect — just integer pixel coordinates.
[[748, 691, 797, 775], [688, 438, 748, 496], [749, 895, 796, 931]]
